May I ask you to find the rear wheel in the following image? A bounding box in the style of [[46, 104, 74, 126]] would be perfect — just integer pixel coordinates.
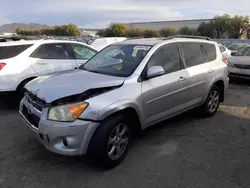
[[199, 85, 221, 118], [88, 114, 130, 169]]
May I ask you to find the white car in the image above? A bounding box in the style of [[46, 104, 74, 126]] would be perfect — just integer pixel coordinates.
[[90, 37, 127, 51], [0, 39, 98, 98], [228, 45, 250, 80], [226, 43, 247, 55], [219, 45, 231, 59]]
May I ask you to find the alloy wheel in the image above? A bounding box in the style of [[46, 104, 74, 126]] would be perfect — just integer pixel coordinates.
[[107, 123, 129, 160], [208, 90, 219, 113]]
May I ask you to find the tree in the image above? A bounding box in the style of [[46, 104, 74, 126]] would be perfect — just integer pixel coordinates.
[[228, 15, 250, 39], [159, 27, 178, 37], [197, 22, 214, 38], [16, 27, 22, 34], [105, 23, 127, 37], [210, 14, 231, 38], [96, 29, 107, 37], [179, 27, 197, 35], [15, 24, 81, 36], [126, 26, 144, 37], [64, 24, 81, 36], [143, 29, 158, 38]]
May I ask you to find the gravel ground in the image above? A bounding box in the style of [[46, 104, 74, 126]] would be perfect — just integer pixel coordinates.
[[0, 81, 250, 188]]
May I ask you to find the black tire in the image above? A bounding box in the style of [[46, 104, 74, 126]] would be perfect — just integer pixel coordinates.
[[199, 85, 221, 118], [88, 113, 131, 169], [16, 79, 33, 101]]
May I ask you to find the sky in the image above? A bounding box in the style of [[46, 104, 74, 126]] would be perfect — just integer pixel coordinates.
[[0, 0, 249, 28]]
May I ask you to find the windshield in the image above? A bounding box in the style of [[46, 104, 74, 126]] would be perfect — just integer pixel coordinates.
[[227, 44, 246, 50], [80, 44, 151, 77], [235, 46, 249, 56], [237, 47, 250, 56]]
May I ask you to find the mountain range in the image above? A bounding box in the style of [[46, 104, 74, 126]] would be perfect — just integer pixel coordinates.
[[0, 23, 99, 33], [0, 23, 48, 33]]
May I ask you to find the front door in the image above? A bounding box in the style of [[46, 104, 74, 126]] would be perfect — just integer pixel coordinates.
[[31, 43, 77, 75], [141, 43, 189, 126]]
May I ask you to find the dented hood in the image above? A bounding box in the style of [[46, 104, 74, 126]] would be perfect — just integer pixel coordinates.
[[25, 69, 124, 103]]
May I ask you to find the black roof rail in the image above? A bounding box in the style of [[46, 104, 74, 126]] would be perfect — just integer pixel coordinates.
[[165, 35, 211, 40], [0, 35, 39, 42]]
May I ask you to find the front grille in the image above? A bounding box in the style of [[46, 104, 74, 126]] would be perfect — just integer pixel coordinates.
[[229, 73, 250, 79], [26, 92, 46, 112], [233, 64, 250, 69], [22, 105, 40, 128]]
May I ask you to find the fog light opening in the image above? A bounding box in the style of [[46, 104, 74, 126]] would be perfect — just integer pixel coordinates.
[[39, 134, 44, 140], [63, 138, 68, 147]]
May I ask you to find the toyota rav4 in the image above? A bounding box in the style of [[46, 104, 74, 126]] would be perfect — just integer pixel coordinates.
[[19, 36, 229, 168]]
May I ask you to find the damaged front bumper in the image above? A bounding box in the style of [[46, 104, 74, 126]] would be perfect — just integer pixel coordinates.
[[19, 96, 99, 156]]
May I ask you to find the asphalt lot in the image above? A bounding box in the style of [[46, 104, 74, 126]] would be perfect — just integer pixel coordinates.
[[0, 81, 250, 188]]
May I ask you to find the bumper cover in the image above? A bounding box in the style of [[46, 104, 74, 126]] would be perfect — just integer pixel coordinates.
[[228, 67, 250, 79], [19, 97, 100, 156]]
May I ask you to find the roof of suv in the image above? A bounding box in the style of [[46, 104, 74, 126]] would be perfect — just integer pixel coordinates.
[[0, 39, 95, 48], [116, 36, 217, 46]]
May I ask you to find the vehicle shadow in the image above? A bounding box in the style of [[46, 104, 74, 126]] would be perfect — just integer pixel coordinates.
[[229, 78, 250, 86], [0, 94, 20, 111]]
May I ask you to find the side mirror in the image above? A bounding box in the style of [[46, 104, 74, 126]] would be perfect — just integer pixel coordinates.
[[147, 66, 164, 79]]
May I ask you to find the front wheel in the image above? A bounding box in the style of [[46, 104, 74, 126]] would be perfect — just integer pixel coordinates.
[[16, 79, 34, 101], [88, 114, 130, 169], [199, 85, 221, 118]]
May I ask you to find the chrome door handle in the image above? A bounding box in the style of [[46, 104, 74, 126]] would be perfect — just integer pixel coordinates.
[[208, 69, 214, 73], [178, 76, 185, 82], [37, 62, 47, 65]]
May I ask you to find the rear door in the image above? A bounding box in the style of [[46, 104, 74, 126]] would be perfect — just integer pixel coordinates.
[[69, 43, 97, 67], [141, 43, 190, 126], [30, 43, 77, 75], [180, 42, 215, 105]]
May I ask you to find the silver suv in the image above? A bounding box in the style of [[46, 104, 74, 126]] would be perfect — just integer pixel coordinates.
[[19, 36, 229, 168]]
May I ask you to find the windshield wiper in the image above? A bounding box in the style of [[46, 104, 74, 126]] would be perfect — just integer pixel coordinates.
[[79, 65, 86, 70]]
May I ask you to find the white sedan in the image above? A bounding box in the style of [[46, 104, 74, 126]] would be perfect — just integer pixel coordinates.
[[228, 45, 250, 80]]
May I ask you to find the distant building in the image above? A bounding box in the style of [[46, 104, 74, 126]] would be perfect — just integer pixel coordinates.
[[125, 19, 211, 30], [0, 32, 16, 36], [81, 29, 98, 37]]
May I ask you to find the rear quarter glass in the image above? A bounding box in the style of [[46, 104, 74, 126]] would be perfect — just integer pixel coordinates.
[[0, 44, 33, 59]]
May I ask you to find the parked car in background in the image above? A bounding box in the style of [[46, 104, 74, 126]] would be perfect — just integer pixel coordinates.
[[0, 39, 98, 98], [90, 37, 127, 51], [226, 43, 247, 55], [19, 36, 229, 168], [219, 45, 231, 59], [228, 45, 250, 79]]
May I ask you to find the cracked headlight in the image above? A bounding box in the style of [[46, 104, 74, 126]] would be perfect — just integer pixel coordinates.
[[48, 102, 88, 122]]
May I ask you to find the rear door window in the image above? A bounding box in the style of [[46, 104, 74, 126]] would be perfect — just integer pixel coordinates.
[[44, 43, 73, 59], [202, 43, 217, 62], [0, 44, 32, 59], [30, 45, 48, 59], [182, 42, 205, 67]]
